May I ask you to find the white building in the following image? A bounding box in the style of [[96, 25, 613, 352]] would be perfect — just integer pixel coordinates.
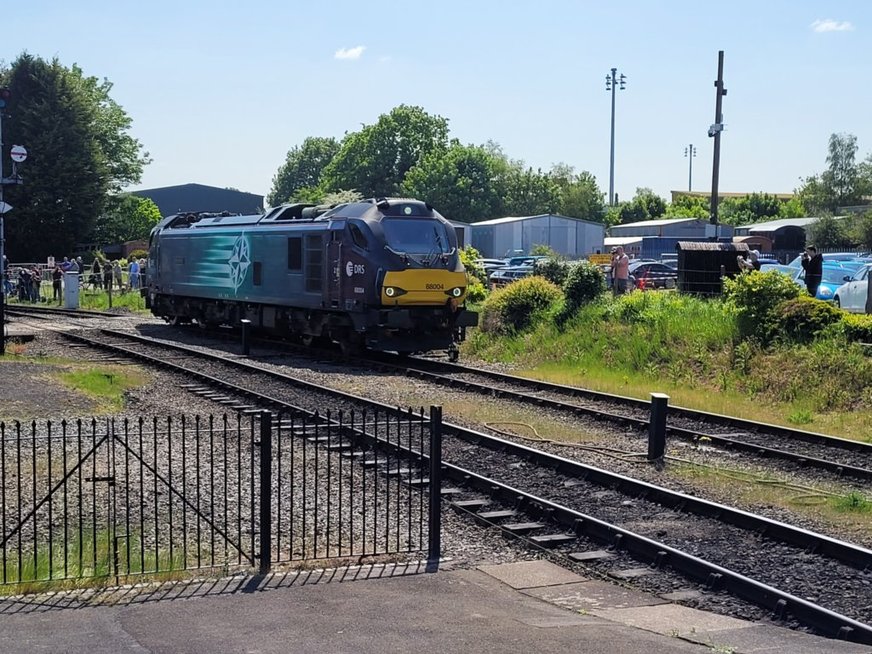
[[470, 214, 605, 259]]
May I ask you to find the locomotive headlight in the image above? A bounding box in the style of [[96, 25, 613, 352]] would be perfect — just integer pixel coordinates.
[[445, 287, 464, 298], [384, 286, 407, 297]]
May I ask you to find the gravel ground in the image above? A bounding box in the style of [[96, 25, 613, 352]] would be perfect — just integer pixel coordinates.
[[5, 321, 871, 636]]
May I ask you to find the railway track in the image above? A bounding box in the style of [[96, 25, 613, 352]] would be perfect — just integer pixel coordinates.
[[53, 327, 872, 645]]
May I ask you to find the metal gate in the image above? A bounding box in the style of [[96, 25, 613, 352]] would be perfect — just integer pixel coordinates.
[[0, 408, 441, 588]]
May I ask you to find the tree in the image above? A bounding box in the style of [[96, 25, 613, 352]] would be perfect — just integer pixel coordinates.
[[797, 133, 868, 213], [266, 136, 340, 206], [501, 166, 560, 217], [93, 195, 161, 244], [852, 210, 872, 250], [402, 142, 506, 223], [719, 193, 782, 226], [0, 54, 148, 261], [779, 196, 807, 218], [665, 194, 709, 219], [321, 105, 449, 197], [806, 216, 852, 249], [549, 164, 606, 222], [610, 188, 667, 224]]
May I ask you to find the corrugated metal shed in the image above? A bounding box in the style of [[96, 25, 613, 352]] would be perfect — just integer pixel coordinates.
[[609, 218, 734, 239], [470, 214, 605, 258], [677, 241, 749, 295]]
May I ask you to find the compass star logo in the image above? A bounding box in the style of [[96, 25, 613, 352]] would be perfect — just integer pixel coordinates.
[[228, 234, 251, 293]]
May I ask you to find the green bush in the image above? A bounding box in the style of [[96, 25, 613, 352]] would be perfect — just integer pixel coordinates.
[[465, 276, 487, 303], [562, 262, 606, 313], [128, 249, 148, 261], [842, 313, 872, 343], [459, 245, 487, 286], [774, 295, 842, 343], [534, 257, 571, 286], [723, 270, 802, 342], [480, 276, 563, 334]]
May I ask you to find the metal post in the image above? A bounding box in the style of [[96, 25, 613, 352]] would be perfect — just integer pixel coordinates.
[[427, 405, 442, 567], [709, 51, 727, 231], [258, 411, 272, 575], [609, 68, 617, 207], [241, 319, 251, 356], [647, 393, 669, 461], [866, 273, 872, 315]]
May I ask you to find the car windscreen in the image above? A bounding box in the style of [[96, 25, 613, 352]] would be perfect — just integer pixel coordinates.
[[382, 219, 451, 255], [822, 268, 853, 284]]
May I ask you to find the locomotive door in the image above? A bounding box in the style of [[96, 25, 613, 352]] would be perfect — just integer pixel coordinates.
[[327, 225, 344, 309]]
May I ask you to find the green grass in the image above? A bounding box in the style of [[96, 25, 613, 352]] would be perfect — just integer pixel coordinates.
[[8, 280, 148, 313], [57, 367, 149, 411], [0, 530, 195, 595], [464, 290, 872, 441]]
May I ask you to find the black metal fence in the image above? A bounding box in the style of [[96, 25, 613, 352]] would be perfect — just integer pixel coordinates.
[[0, 408, 442, 588]]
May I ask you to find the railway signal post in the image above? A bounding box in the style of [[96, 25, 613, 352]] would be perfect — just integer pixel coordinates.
[[0, 87, 26, 355]]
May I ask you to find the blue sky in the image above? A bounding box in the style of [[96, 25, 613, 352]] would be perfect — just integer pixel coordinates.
[[5, 1, 871, 207]]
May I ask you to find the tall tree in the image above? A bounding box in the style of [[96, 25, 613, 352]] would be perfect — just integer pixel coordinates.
[[267, 136, 340, 206], [320, 105, 449, 197], [665, 194, 710, 219], [549, 164, 606, 222], [806, 215, 852, 249], [798, 133, 868, 213], [612, 188, 666, 224], [402, 142, 506, 223], [502, 166, 560, 216], [1, 54, 149, 260]]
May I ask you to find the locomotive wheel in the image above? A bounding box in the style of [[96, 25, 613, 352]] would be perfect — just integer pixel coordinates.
[[301, 335, 314, 347], [448, 347, 460, 363]]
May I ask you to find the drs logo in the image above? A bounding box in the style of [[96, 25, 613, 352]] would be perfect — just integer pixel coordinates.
[[345, 261, 366, 277]]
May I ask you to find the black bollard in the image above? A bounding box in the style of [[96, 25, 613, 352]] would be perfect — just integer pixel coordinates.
[[241, 319, 251, 356], [647, 393, 669, 461]]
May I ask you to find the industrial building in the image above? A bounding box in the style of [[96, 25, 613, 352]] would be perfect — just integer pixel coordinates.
[[605, 218, 734, 260], [132, 183, 264, 217], [470, 214, 605, 259]]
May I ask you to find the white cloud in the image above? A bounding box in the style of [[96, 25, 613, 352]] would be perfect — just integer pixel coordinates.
[[811, 19, 854, 33], [334, 46, 366, 60]]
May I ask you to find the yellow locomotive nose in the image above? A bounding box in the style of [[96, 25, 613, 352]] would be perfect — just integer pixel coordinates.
[[381, 270, 467, 306]]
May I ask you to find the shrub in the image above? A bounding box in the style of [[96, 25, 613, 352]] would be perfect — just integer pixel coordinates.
[[773, 295, 842, 343], [562, 262, 606, 313], [459, 245, 487, 287], [465, 276, 487, 304], [534, 257, 571, 286], [723, 270, 802, 343], [480, 276, 563, 334], [128, 249, 148, 261], [842, 313, 872, 343]]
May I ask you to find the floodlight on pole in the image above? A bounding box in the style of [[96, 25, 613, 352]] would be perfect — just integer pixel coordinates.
[[605, 68, 626, 206]]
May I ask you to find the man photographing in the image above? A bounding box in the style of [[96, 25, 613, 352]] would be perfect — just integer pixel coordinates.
[[611, 246, 630, 295], [800, 246, 823, 297]]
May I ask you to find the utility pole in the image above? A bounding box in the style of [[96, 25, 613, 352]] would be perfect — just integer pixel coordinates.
[[0, 86, 25, 356], [605, 68, 626, 206], [684, 144, 696, 192], [708, 51, 727, 231]]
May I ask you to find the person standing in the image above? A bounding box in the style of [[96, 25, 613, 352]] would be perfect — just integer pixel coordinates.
[[611, 246, 630, 295], [801, 246, 823, 297], [91, 258, 102, 289], [102, 260, 113, 291], [52, 265, 63, 303], [128, 258, 140, 291], [113, 260, 123, 291]]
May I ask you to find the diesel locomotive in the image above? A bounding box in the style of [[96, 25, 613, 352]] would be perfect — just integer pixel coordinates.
[[144, 197, 478, 357]]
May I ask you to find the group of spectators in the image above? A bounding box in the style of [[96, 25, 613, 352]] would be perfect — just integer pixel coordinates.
[[2, 254, 146, 303]]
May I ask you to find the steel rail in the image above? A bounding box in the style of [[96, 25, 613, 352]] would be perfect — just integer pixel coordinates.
[[61, 329, 872, 644]]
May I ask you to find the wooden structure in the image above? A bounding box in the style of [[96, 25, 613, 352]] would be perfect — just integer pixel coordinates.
[[676, 241, 749, 295]]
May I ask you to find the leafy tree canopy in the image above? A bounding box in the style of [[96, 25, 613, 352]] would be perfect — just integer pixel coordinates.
[[607, 188, 667, 225], [93, 195, 161, 244], [797, 133, 872, 213], [665, 194, 710, 219], [1, 53, 149, 261], [549, 164, 606, 222], [806, 215, 853, 249], [719, 192, 783, 226], [321, 105, 449, 197], [266, 136, 340, 207]]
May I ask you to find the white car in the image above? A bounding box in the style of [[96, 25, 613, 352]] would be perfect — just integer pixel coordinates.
[[834, 264, 871, 313]]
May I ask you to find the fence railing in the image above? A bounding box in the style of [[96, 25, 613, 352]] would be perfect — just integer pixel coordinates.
[[0, 409, 442, 589]]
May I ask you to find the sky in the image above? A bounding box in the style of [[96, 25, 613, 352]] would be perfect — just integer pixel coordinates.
[[4, 0, 872, 208]]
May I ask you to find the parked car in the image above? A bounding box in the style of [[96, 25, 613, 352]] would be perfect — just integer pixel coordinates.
[[488, 265, 534, 287], [628, 261, 677, 290], [504, 255, 549, 267], [786, 252, 869, 269], [833, 263, 871, 313], [792, 262, 857, 300], [760, 263, 794, 276]]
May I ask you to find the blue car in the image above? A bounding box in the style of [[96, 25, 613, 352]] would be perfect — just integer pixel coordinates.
[[792, 263, 859, 300]]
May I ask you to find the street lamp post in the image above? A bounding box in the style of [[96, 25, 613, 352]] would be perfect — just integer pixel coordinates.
[[684, 144, 697, 192], [605, 68, 626, 206]]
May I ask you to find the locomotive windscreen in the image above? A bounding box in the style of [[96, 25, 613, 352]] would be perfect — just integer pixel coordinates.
[[382, 219, 451, 255]]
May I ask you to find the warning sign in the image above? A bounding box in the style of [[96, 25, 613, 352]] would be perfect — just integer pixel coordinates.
[[588, 254, 612, 265]]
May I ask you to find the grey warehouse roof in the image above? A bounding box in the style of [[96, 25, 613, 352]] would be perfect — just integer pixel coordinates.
[[610, 217, 702, 229], [471, 214, 605, 227]]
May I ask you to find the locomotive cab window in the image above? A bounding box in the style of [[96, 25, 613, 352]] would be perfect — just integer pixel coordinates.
[[349, 221, 368, 250], [287, 237, 302, 271]]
